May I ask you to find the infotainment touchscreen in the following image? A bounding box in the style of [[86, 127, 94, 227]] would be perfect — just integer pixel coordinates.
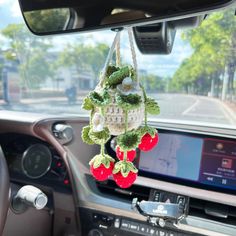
[[138, 133, 236, 191]]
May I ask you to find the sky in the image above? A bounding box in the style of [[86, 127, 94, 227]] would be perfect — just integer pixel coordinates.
[[0, 0, 193, 77], [0, 0, 22, 27]]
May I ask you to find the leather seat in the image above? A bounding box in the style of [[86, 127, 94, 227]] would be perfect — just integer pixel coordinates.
[[0, 147, 10, 236]]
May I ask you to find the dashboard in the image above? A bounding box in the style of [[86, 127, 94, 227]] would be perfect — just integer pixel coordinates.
[[0, 134, 71, 193], [1, 112, 236, 236]]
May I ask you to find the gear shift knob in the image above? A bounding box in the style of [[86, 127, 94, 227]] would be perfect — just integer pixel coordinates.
[[12, 185, 48, 212]]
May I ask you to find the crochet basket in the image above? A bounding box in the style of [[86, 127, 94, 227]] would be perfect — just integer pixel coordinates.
[[96, 30, 144, 135], [95, 87, 144, 135]]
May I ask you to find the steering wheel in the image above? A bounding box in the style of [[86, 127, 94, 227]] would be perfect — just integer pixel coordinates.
[[0, 147, 10, 235]]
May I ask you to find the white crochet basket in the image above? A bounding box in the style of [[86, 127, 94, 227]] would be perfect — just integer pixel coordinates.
[[99, 88, 144, 135], [97, 29, 144, 135]]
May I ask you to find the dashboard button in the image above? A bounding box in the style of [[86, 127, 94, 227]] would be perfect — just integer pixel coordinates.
[[146, 226, 150, 234], [129, 222, 139, 231], [150, 228, 155, 235], [121, 220, 130, 229], [92, 214, 100, 222], [177, 196, 185, 207], [153, 190, 161, 202], [138, 224, 151, 234], [114, 218, 120, 228], [139, 224, 146, 233], [159, 229, 167, 236]]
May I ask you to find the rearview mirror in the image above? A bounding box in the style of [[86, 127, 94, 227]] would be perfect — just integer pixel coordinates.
[[18, 0, 235, 35]]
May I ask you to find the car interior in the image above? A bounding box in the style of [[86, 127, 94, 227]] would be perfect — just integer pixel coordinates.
[[0, 0, 236, 236]]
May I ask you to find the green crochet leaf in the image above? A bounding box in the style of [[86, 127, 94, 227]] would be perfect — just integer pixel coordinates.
[[106, 65, 120, 77], [81, 126, 95, 145], [89, 154, 114, 168], [116, 93, 142, 110], [117, 130, 141, 151], [89, 127, 111, 145], [138, 126, 157, 138], [89, 90, 111, 107], [101, 157, 114, 168], [82, 97, 94, 111], [113, 160, 138, 177], [146, 97, 160, 115], [105, 66, 130, 87]]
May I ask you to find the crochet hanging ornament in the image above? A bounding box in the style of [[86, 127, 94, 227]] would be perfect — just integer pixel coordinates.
[[81, 28, 160, 188]]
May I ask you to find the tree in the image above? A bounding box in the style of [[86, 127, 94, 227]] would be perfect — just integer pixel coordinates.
[[171, 52, 214, 95], [1, 23, 54, 88], [180, 8, 236, 99], [56, 41, 109, 87], [140, 73, 167, 92]]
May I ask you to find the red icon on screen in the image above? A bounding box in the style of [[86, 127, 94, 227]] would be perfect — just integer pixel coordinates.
[[221, 158, 233, 169]]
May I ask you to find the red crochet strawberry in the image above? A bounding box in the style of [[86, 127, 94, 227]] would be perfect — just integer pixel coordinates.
[[113, 171, 137, 188], [139, 132, 159, 152], [112, 160, 138, 188], [116, 146, 136, 162], [89, 154, 114, 181]]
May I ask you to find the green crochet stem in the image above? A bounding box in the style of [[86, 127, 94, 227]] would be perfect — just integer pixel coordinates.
[[101, 144, 105, 156], [90, 108, 94, 126], [100, 107, 105, 116], [144, 103, 147, 126], [141, 85, 148, 126]]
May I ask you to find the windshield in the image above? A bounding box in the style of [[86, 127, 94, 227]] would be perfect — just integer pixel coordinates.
[[0, 1, 235, 128]]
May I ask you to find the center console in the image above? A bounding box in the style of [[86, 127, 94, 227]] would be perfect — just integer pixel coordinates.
[[80, 208, 196, 236], [78, 125, 236, 236], [80, 182, 236, 236], [80, 188, 195, 236]]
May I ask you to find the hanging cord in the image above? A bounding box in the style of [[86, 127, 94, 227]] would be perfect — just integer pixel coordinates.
[[128, 27, 138, 84], [99, 28, 138, 86], [116, 33, 121, 67], [99, 31, 121, 87]]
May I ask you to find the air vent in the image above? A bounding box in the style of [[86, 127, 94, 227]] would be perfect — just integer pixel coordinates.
[[189, 198, 236, 225], [87, 174, 236, 227], [96, 180, 150, 202]]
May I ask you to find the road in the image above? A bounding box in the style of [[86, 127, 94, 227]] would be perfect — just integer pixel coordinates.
[[154, 94, 236, 125], [1, 94, 236, 126]]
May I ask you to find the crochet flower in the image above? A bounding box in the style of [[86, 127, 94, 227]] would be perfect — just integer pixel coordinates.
[[117, 77, 139, 95], [92, 113, 105, 132]]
